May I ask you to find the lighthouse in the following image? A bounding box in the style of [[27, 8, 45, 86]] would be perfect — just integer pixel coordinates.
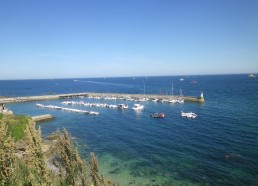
[[199, 92, 205, 103]]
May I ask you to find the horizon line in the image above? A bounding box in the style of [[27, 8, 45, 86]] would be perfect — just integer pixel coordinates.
[[0, 72, 257, 81]]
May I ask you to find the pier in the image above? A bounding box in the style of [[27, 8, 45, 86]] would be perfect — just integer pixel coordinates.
[[31, 114, 54, 122], [0, 92, 205, 104]]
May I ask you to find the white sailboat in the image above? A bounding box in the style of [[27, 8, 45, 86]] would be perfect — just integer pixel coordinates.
[[168, 83, 177, 103], [143, 81, 145, 95], [176, 88, 184, 103]]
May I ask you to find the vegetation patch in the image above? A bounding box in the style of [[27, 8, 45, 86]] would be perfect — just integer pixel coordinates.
[[1, 114, 116, 186], [4, 115, 30, 142]]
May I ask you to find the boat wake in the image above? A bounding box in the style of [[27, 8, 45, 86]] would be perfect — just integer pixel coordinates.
[[74, 80, 134, 88]]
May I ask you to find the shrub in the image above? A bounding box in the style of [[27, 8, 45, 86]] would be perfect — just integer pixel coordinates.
[[0, 119, 16, 185]]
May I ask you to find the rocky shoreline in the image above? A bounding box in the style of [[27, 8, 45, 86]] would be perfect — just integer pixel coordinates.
[[14, 127, 62, 172]]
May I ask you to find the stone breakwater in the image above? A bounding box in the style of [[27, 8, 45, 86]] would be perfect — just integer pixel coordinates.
[[0, 92, 204, 104], [31, 114, 54, 122]]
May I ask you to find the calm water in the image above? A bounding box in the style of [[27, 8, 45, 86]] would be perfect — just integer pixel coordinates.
[[1, 75, 258, 185]]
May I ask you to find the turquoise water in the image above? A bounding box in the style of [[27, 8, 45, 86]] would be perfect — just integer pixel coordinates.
[[1, 75, 258, 185]]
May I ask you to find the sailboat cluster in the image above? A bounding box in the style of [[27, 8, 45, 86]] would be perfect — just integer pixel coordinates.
[[86, 95, 183, 104], [85, 85, 184, 104], [151, 87, 184, 103], [36, 104, 99, 115]]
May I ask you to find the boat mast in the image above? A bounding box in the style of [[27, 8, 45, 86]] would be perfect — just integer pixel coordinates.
[[171, 83, 174, 96], [143, 81, 145, 95], [180, 88, 183, 97]]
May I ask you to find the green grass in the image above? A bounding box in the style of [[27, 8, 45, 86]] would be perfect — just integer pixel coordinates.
[[4, 115, 31, 142], [0, 113, 3, 120]]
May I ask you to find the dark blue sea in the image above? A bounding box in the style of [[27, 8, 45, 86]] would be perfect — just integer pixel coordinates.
[[1, 75, 258, 186]]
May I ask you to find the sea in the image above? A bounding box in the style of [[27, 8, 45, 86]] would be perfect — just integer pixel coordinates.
[[1, 74, 258, 186]]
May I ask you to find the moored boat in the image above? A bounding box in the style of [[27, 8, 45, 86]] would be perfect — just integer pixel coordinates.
[[117, 104, 128, 109], [131, 104, 144, 110], [176, 98, 184, 103], [89, 111, 100, 115], [248, 74, 256, 78], [36, 103, 44, 108], [191, 80, 197, 84], [151, 98, 158, 102], [180, 111, 197, 119], [169, 83, 177, 103], [176, 88, 184, 103], [168, 99, 177, 103], [150, 113, 166, 118]]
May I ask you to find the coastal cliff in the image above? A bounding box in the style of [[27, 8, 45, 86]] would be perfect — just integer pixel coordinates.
[[0, 113, 115, 186]]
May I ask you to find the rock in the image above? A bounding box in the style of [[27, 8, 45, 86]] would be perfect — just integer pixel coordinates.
[[15, 140, 26, 152]]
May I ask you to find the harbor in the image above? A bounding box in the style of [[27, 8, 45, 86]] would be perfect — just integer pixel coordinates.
[[1, 75, 257, 186], [0, 92, 205, 104]]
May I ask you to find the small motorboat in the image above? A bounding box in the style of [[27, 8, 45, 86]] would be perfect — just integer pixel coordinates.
[[150, 113, 166, 118], [89, 111, 100, 115], [131, 104, 144, 110], [168, 99, 177, 103], [191, 80, 197, 84], [248, 74, 256, 78], [180, 111, 197, 119], [176, 98, 184, 103], [117, 104, 128, 109], [36, 103, 44, 108]]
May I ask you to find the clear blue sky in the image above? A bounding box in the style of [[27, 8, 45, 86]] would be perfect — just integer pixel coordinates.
[[0, 0, 257, 80]]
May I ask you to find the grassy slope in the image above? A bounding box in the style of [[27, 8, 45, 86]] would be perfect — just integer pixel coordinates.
[[3, 114, 30, 142]]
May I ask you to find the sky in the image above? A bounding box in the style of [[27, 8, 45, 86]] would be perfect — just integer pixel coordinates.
[[0, 0, 258, 80]]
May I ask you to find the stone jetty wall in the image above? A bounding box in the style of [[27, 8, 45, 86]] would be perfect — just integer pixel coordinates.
[[0, 92, 204, 104]]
